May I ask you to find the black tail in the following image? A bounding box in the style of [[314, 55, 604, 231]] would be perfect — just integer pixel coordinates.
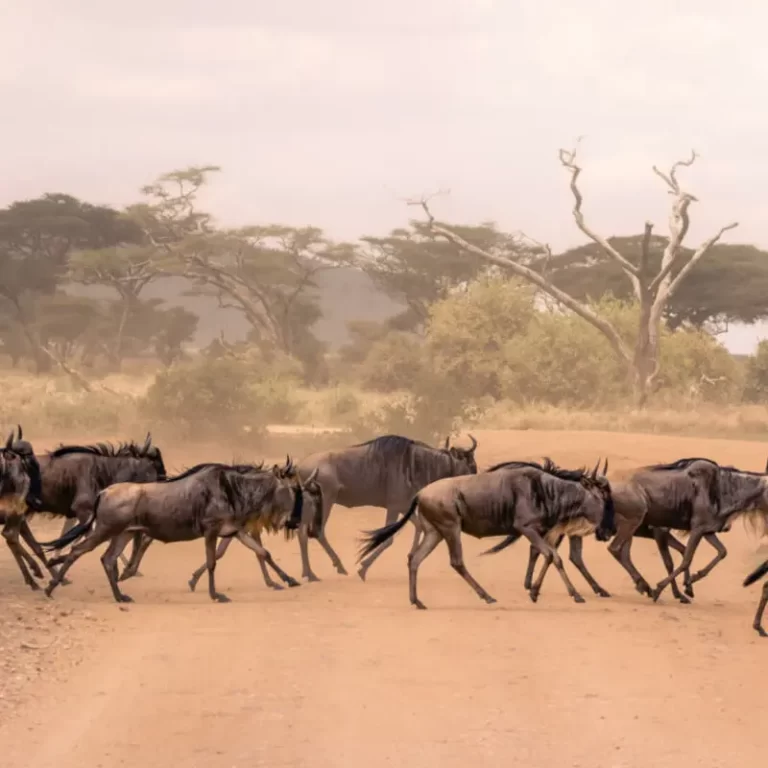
[[480, 532, 523, 556], [39, 498, 100, 552], [357, 496, 419, 562], [744, 559, 768, 587]]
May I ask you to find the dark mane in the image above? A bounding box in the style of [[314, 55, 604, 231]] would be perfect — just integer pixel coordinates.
[[488, 457, 589, 483], [352, 435, 436, 454], [645, 457, 720, 472], [164, 462, 265, 483], [49, 441, 155, 460]]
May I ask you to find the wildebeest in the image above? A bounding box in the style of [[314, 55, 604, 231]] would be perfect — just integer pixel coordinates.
[[116, 457, 322, 593], [0, 427, 45, 580], [603, 457, 767, 602], [480, 458, 613, 600], [2, 433, 167, 590], [357, 459, 615, 609], [743, 558, 768, 637], [297, 434, 478, 582], [40, 461, 310, 603]]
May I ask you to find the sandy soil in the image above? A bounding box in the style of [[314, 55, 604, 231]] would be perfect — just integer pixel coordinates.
[[1, 429, 767, 768]]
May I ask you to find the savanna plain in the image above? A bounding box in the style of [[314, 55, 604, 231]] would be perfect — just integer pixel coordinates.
[[1, 424, 766, 768]]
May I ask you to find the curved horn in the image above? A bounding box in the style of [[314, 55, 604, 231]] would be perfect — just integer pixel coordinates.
[[307, 467, 319, 483], [5, 431, 13, 451], [142, 432, 152, 451], [592, 458, 600, 479], [602, 458, 609, 476], [467, 434, 478, 452], [16, 424, 23, 441], [443, 436, 450, 450]]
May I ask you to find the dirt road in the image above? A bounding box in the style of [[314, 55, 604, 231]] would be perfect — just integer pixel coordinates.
[[1, 430, 767, 767]]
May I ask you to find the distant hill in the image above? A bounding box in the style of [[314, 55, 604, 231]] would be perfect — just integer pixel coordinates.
[[69, 267, 404, 350]]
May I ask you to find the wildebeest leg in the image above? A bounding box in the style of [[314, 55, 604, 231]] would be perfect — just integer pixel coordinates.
[[651, 530, 690, 604], [100, 532, 136, 603], [118, 533, 152, 581], [567, 536, 610, 597], [525, 535, 567, 592], [298, 525, 321, 582], [408, 522, 443, 610], [189, 537, 233, 591], [525, 529, 585, 604], [357, 505, 403, 582], [444, 528, 497, 605], [17, 519, 52, 580], [608, 519, 653, 597], [753, 581, 768, 638], [205, 532, 230, 603], [687, 533, 728, 589], [2, 517, 42, 590], [314, 529, 347, 576], [45, 527, 114, 597], [234, 531, 300, 589], [651, 529, 705, 602]]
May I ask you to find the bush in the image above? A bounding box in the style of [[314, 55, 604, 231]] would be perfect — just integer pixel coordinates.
[[141, 355, 298, 438], [358, 331, 423, 392]]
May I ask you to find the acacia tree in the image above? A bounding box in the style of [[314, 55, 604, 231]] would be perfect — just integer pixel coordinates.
[[414, 142, 738, 405]]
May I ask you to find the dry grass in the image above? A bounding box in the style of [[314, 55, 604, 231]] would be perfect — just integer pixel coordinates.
[[3, 369, 768, 445]]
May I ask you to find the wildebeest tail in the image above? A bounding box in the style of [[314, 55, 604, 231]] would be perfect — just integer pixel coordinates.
[[357, 495, 419, 561], [39, 496, 101, 552], [743, 558, 768, 587], [480, 532, 523, 556]]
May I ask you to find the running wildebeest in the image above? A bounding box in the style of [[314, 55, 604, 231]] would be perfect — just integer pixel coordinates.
[[0, 427, 45, 579], [117, 457, 322, 592], [41, 461, 309, 603], [743, 558, 768, 637], [357, 458, 615, 609], [2, 433, 167, 590], [480, 458, 614, 600], [297, 433, 479, 582], [595, 457, 766, 602]]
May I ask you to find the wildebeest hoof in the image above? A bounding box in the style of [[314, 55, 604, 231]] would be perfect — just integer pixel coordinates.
[[187, 578, 198, 593], [213, 593, 231, 603], [29, 563, 44, 579], [412, 600, 427, 610], [44, 585, 55, 598], [286, 578, 301, 588], [684, 585, 695, 599], [304, 574, 321, 583], [573, 594, 586, 604], [636, 581, 653, 598], [268, 583, 284, 591], [650, 587, 663, 603], [357, 567, 367, 582], [117, 594, 134, 603], [595, 589, 611, 598], [336, 565, 348, 576], [675, 593, 691, 605], [484, 595, 497, 605], [756, 626, 767, 638], [529, 590, 540, 603], [27, 580, 41, 591]]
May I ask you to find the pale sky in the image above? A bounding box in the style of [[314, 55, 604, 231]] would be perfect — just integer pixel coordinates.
[[3, 0, 768, 352]]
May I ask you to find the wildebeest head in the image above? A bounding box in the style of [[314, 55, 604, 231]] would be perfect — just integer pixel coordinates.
[[299, 467, 323, 538], [443, 434, 479, 474], [9, 425, 43, 510], [140, 433, 167, 480], [0, 430, 38, 513], [579, 458, 615, 541]]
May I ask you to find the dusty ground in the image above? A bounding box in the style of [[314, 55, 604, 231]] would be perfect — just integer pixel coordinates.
[[1, 429, 767, 768]]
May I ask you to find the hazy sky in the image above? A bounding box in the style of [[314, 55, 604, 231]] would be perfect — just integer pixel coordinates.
[[3, 0, 767, 352]]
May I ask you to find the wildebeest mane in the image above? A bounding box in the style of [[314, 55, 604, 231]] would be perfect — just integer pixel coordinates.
[[644, 457, 719, 472], [487, 457, 589, 484], [49, 441, 155, 460]]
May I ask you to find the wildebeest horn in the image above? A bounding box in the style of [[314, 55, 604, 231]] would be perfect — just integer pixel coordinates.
[[142, 432, 152, 451], [591, 458, 600, 479], [602, 458, 609, 476], [467, 434, 477, 452], [443, 436, 450, 450], [5, 431, 13, 451], [17, 424, 23, 441], [307, 467, 319, 483]]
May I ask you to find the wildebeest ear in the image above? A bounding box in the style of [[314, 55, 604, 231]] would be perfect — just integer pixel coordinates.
[[467, 434, 478, 453]]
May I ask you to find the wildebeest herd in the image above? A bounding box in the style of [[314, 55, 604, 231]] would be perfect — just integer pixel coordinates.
[[1, 427, 767, 638]]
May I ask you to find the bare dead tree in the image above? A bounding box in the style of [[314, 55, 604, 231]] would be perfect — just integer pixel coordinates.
[[411, 143, 738, 405]]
